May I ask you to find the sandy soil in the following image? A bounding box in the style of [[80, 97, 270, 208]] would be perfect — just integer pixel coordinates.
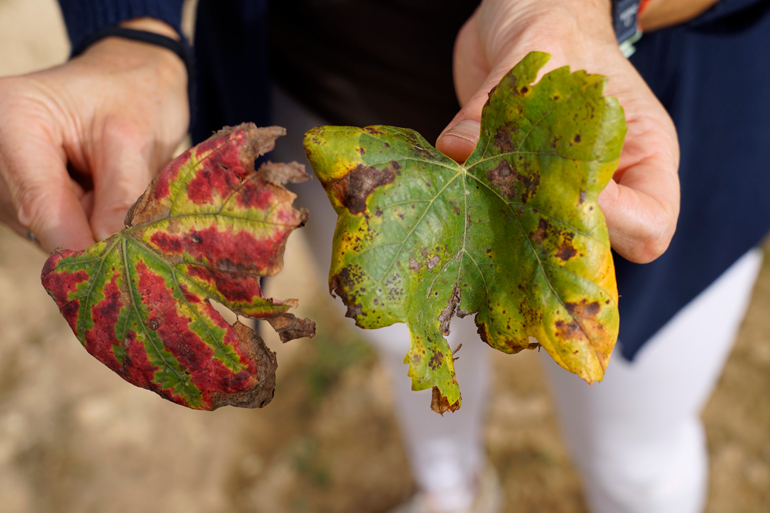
[[0, 1, 768, 512]]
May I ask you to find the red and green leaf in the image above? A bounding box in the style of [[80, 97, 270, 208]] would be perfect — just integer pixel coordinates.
[[305, 52, 625, 412], [42, 124, 315, 410]]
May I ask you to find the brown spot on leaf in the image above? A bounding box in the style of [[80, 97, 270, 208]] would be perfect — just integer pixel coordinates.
[[579, 190, 586, 205], [428, 350, 442, 370], [326, 163, 396, 215], [265, 313, 316, 343], [487, 160, 540, 203], [431, 386, 460, 415], [477, 322, 489, 344], [330, 267, 364, 323], [555, 319, 581, 339], [438, 284, 461, 336], [261, 161, 310, 186], [518, 296, 543, 327], [556, 243, 577, 261], [531, 217, 551, 244], [565, 299, 601, 318], [488, 160, 513, 185], [493, 123, 516, 152], [409, 257, 420, 271]]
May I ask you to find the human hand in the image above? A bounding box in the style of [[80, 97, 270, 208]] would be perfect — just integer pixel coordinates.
[[0, 19, 188, 253], [436, 0, 680, 264]]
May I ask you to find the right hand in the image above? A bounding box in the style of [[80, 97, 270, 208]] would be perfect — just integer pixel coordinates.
[[0, 19, 188, 253]]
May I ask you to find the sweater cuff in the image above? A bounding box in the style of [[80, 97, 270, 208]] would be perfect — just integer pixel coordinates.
[[58, 0, 185, 52]]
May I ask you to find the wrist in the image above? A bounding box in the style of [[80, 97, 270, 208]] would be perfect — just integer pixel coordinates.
[[75, 19, 188, 93], [477, 0, 618, 66]]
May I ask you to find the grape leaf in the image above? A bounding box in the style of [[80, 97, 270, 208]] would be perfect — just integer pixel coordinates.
[[42, 124, 315, 410], [304, 52, 625, 412]]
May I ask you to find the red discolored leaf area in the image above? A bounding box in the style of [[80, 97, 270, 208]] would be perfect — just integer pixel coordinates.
[[42, 124, 315, 410]]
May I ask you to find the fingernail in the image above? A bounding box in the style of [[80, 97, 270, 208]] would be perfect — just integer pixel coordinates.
[[440, 120, 481, 144]]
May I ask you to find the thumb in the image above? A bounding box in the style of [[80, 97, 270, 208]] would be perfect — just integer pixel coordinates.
[[4, 141, 95, 252], [89, 122, 158, 242], [436, 71, 508, 163]]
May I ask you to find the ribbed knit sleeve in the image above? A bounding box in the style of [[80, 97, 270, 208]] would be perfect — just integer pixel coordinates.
[[58, 0, 184, 51]]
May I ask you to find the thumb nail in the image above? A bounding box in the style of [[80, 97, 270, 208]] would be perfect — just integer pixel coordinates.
[[437, 120, 481, 163], [440, 120, 481, 144]]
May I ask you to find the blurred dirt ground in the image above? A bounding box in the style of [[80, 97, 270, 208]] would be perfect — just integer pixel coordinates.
[[0, 1, 769, 512]]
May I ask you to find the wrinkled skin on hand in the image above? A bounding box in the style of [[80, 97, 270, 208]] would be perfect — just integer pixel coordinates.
[[0, 20, 188, 253]]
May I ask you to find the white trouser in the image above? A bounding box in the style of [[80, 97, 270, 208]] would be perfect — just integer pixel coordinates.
[[270, 87, 763, 512], [271, 89, 489, 509], [542, 247, 763, 513]]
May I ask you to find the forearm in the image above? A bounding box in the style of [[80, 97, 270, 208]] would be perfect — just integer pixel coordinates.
[[640, 0, 721, 30]]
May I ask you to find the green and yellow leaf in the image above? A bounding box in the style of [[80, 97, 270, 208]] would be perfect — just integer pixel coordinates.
[[305, 52, 625, 412]]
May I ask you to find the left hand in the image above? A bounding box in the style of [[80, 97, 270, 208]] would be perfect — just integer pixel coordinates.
[[436, 0, 680, 264]]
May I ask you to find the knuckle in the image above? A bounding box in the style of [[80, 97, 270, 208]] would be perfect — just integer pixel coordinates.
[[13, 180, 50, 230], [102, 116, 147, 149], [632, 212, 676, 263]]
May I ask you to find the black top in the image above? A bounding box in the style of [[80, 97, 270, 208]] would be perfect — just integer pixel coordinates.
[[268, 0, 478, 142]]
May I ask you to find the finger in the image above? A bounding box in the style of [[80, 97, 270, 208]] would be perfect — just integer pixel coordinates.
[[80, 189, 95, 219], [436, 76, 498, 163], [437, 61, 534, 163], [598, 161, 680, 263], [2, 140, 95, 252], [452, 11, 489, 107], [89, 119, 157, 241]]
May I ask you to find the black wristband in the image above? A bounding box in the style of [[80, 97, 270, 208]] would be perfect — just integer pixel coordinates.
[[71, 26, 194, 96]]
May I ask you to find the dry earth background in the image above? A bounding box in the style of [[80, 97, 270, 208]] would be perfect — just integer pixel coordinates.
[[0, 1, 769, 512]]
